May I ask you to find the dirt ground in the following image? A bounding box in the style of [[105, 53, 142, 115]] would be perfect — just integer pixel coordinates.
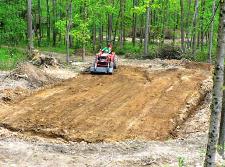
[[0, 127, 213, 167], [0, 65, 210, 143], [0, 56, 220, 166]]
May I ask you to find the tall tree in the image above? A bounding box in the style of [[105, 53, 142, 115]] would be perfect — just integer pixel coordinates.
[[52, 0, 57, 47], [185, 0, 192, 49], [218, 0, 225, 153], [208, 0, 216, 63], [122, 0, 126, 44], [37, 0, 41, 47], [66, 0, 72, 63], [99, 24, 103, 47], [204, 1, 225, 166], [192, 0, 199, 56], [132, 0, 138, 46], [144, 1, 151, 56], [119, 0, 125, 48], [46, 0, 51, 46], [180, 0, 185, 52], [218, 73, 225, 158], [200, 0, 205, 51], [160, 0, 168, 45], [93, 23, 97, 51], [82, 0, 88, 62], [27, 0, 33, 55], [107, 0, 113, 42]]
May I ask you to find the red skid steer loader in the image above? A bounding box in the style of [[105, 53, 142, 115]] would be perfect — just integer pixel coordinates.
[[90, 46, 117, 74]]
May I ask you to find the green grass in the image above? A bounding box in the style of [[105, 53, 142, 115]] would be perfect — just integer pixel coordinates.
[[0, 47, 27, 70], [115, 43, 142, 55], [3, 39, 217, 67], [194, 46, 217, 63]]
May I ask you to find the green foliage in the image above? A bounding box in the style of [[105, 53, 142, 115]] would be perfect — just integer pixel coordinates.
[[177, 157, 185, 167], [195, 50, 210, 62], [0, 0, 220, 63], [36, 45, 73, 54], [115, 43, 141, 55], [191, 45, 216, 62], [55, 20, 67, 36], [71, 16, 90, 46], [131, 6, 147, 15], [0, 47, 26, 70], [0, 0, 26, 45]]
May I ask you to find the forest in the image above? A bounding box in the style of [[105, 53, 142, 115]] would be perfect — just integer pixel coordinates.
[[0, 0, 219, 64]]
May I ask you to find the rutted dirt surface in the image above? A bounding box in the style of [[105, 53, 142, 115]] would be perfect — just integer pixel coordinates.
[[0, 65, 210, 142]]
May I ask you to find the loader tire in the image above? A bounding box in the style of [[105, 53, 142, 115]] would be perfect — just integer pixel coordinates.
[[113, 56, 118, 69], [113, 61, 117, 69], [110, 62, 114, 68]]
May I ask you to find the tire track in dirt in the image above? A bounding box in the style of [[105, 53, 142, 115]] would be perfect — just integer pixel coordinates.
[[0, 66, 210, 142]]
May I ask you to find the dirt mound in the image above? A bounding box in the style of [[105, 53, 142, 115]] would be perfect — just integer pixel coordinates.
[[0, 88, 29, 103], [0, 65, 210, 142], [156, 44, 182, 60], [184, 61, 212, 71], [31, 50, 59, 67], [9, 63, 58, 88]]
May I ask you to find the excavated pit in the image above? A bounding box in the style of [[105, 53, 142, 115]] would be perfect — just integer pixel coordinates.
[[0, 65, 211, 142]]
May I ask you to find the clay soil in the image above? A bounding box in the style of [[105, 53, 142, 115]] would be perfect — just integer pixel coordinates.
[[0, 64, 210, 143]]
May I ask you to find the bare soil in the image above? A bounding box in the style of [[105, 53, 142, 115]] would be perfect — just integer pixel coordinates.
[[0, 57, 219, 166], [0, 127, 212, 167], [0, 63, 210, 143]]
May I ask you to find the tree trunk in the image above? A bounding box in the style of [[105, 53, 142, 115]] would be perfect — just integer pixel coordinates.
[[200, 0, 205, 51], [152, 8, 156, 43], [218, 74, 225, 158], [93, 24, 96, 52], [113, 10, 120, 45], [185, 0, 192, 49], [82, 0, 87, 61], [66, 0, 72, 63], [160, 0, 167, 45], [132, 0, 137, 46], [204, 1, 225, 166], [52, 0, 57, 47], [140, 14, 144, 48], [33, 11, 37, 39], [123, 0, 126, 44], [108, 0, 113, 42], [219, 0, 225, 154], [82, 44, 85, 62], [108, 14, 112, 41], [27, 0, 33, 55], [99, 25, 103, 48], [192, 0, 199, 57], [37, 0, 41, 47], [144, 1, 151, 56], [173, 12, 177, 45], [208, 0, 216, 63], [180, 0, 185, 52], [69, 35, 73, 48], [119, 0, 124, 48], [46, 0, 50, 46], [58, 0, 62, 45], [197, 31, 200, 48]]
